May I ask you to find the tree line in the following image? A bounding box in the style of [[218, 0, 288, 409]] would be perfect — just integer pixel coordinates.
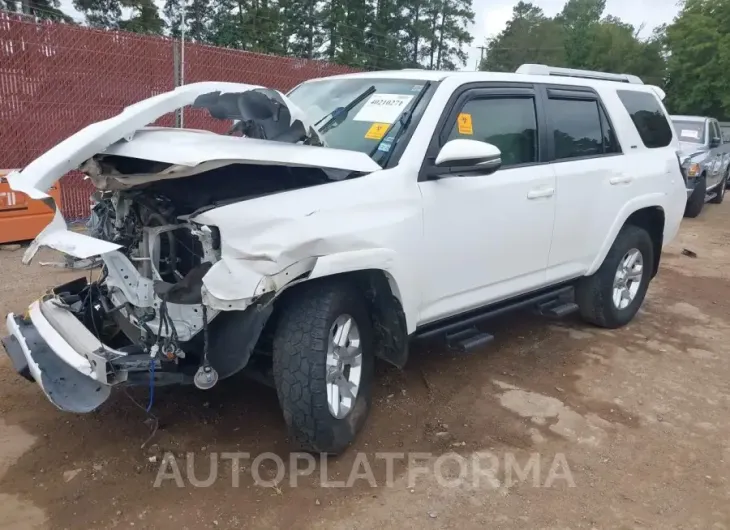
[[2, 0, 729, 118], [481, 0, 730, 120], [0, 0, 475, 70]]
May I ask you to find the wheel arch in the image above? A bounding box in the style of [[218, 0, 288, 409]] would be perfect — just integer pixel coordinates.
[[273, 268, 410, 369], [624, 206, 665, 278], [587, 197, 666, 278]]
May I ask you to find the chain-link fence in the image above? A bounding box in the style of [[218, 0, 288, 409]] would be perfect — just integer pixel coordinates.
[[0, 12, 360, 220]]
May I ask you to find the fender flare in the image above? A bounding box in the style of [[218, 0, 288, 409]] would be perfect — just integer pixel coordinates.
[[587, 193, 666, 276], [308, 248, 418, 334]]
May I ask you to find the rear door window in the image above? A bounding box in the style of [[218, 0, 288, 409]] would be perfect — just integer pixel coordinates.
[[616, 90, 673, 148], [545, 95, 621, 160]]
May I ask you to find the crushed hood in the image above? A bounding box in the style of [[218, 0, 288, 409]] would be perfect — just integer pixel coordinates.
[[6, 81, 380, 198], [9, 81, 382, 264]]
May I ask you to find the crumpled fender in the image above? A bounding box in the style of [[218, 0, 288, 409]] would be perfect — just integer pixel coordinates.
[[194, 180, 422, 332], [201, 248, 417, 332], [201, 256, 318, 310]]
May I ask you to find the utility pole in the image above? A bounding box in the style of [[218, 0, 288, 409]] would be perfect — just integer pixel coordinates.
[[475, 45, 487, 70]]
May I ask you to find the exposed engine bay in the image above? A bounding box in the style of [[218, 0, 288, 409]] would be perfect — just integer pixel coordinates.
[[56, 160, 340, 389]]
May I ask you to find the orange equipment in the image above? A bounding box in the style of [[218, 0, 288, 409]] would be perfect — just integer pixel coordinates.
[[0, 170, 62, 244]]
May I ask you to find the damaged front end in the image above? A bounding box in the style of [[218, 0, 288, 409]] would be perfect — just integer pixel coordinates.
[[3, 197, 276, 412], [2, 81, 382, 413]]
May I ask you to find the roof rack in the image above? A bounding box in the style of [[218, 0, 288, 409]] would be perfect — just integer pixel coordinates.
[[516, 64, 644, 85]]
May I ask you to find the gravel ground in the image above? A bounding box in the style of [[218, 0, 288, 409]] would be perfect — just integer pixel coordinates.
[[1, 203, 729, 530]]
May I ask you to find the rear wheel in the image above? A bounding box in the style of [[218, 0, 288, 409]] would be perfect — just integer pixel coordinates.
[[684, 175, 706, 217], [576, 225, 654, 329], [272, 280, 374, 454]]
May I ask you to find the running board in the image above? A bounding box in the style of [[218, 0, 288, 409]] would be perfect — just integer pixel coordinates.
[[705, 191, 717, 202], [445, 328, 494, 353], [535, 300, 579, 318], [414, 284, 575, 341]]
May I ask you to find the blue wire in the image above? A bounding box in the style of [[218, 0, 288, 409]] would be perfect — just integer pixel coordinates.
[[146, 358, 155, 413]]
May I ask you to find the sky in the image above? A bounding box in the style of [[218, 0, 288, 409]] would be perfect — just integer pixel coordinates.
[[463, 0, 682, 70]]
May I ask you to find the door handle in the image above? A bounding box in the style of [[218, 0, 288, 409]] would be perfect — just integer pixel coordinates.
[[609, 175, 633, 185], [527, 187, 555, 199]]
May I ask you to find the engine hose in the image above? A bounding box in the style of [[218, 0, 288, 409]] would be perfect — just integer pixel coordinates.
[[202, 305, 209, 365], [146, 359, 155, 413]]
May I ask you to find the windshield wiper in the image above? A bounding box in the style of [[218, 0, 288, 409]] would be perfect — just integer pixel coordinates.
[[315, 85, 376, 135], [369, 81, 432, 163]]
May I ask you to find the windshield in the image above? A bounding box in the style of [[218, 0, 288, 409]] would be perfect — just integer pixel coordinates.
[[673, 120, 705, 144], [287, 78, 427, 158]]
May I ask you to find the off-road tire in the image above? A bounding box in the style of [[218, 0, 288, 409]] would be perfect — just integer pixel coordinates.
[[684, 175, 706, 217], [710, 172, 727, 204], [576, 224, 654, 329], [272, 280, 374, 454]]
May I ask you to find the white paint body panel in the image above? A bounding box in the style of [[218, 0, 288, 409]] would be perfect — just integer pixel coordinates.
[[9, 70, 687, 341], [418, 165, 557, 324]]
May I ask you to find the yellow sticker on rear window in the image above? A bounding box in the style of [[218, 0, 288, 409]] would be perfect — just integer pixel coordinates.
[[365, 122, 389, 140], [457, 113, 473, 135]]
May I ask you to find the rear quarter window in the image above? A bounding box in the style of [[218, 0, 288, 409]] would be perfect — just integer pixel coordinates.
[[616, 90, 673, 148]]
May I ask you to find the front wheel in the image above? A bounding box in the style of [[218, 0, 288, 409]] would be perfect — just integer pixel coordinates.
[[272, 280, 374, 454], [576, 225, 654, 329]]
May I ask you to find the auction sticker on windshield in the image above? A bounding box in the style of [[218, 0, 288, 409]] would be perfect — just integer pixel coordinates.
[[354, 94, 414, 123], [681, 129, 700, 140], [365, 123, 390, 140]]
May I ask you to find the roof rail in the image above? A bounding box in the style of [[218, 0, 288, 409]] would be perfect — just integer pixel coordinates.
[[516, 64, 644, 85]]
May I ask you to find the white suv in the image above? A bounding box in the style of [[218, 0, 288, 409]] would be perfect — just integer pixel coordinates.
[[2, 64, 687, 453]]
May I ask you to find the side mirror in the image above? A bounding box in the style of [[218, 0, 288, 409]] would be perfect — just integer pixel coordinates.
[[710, 136, 721, 148], [434, 139, 502, 174]]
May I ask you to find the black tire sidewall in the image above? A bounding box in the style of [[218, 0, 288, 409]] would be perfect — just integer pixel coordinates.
[[597, 226, 654, 327], [273, 282, 374, 455]]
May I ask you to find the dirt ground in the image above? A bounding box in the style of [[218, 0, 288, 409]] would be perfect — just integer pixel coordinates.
[[1, 204, 729, 530]]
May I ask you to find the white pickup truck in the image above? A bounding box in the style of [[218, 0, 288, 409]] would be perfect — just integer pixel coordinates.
[[2, 65, 687, 454]]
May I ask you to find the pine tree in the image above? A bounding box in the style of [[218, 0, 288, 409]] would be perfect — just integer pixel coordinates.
[[286, 0, 324, 59], [423, 0, 474, 69], [366, 0, 407, 69], [403, 0, 431, 67]]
